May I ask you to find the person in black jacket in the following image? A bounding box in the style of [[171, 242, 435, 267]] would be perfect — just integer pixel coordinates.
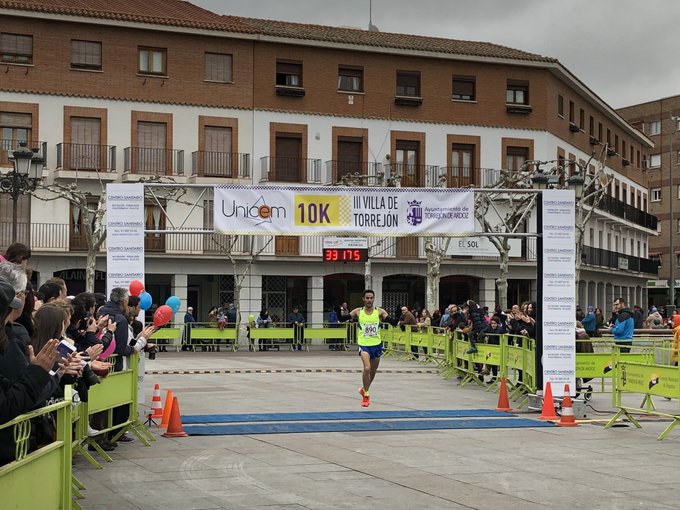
[[0, 277, 63, 423], [97, 287, 155, 444], [465, 300, 487, 354]]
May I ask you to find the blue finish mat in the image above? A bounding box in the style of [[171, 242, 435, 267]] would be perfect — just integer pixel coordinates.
[[183, 417, 553, 435], [182, 409, 511, 424]]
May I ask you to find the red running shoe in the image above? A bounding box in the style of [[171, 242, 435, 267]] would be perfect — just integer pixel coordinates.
[[359, 387, 370, 407]]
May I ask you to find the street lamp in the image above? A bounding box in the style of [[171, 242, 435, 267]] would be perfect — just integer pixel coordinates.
[[1, 142, 45, 242]]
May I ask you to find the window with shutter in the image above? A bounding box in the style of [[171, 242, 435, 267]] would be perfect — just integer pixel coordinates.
[[71, 40, 101, 70], [204, 53, 232, 83], [276, 61, 303, 87], [69, 117, 101, 170], [137, 121, 167, 173], [204, 126, 232, 176], [0, 112, 31, 164], [452, 76, 475, 101], [338, 66, 363, 92], [396, 72, 420, 97], [1, 33, 32, 63]]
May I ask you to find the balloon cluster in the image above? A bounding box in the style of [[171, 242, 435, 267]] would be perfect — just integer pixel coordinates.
[[128, 279, 181, 328]]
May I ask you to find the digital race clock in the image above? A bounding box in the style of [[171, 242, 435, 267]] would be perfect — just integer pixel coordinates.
[[322, 237, 369, 263], [322, 248, 369, 262]]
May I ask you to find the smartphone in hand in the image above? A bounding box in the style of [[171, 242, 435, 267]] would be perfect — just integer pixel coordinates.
[[50, 340, 77, 375]]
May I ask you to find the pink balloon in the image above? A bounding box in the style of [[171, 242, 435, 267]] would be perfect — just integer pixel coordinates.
[[129, 280, 144, 297], [153, 305, 173, 328], [99, 338, 116, 360]]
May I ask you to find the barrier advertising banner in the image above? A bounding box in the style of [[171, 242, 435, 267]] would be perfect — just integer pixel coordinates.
[[106, 183, 145, 297], [213, 185, 475, 237], [541, 189, 576, 397]]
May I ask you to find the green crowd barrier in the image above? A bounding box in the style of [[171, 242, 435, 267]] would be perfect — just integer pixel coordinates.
[[82, 353, 153, 463], [150, 326, 183, 351], [187, 323, 240, 351], [0, 385, 74, 510], [248, 322, 296, 351], [302, 323, 352, 351], [605, 344, 680, 440]]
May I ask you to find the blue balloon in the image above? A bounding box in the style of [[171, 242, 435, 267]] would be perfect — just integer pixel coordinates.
[[139, 291, 153, 311], [166, 295, 181, 314]]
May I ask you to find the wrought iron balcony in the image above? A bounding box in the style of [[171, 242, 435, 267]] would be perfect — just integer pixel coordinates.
[[587, 194, 657, 230], [259, 156, 323, 183], [123, 147, 184, 176], [191, 151, 251, 179], [1, 140, 47, 167], [324, 160, 384, 185], [56, 143, 116, 172], [383, 163, 441, 187], [582, 245, 659, 274]]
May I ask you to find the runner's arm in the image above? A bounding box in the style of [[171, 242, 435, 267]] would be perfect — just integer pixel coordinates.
[[349, 307, 361, 320]]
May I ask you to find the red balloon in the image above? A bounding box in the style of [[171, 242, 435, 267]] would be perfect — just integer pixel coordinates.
[[153, 305, 173, 328], [129, 280, 144, 297]]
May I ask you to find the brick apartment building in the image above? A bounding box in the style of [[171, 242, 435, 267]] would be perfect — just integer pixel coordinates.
[[0, 0, 659, 326], [618, 97, 680, 308]]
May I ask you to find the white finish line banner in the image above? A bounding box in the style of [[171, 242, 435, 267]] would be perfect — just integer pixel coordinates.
[[541, 189, 576, 398], [214, 185, 475, 237]]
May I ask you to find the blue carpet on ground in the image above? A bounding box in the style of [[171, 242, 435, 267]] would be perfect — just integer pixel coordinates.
[[183, 417, 554, 435], [182, 409, 511, 424]]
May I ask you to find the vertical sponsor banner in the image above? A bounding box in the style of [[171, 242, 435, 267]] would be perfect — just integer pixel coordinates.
[[106, 183, 145, 408], [106, 183, 145, 299], [541, 189, 576, 397]]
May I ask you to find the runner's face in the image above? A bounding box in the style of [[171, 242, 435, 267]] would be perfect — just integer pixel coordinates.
[[363, 293, 374, 307]]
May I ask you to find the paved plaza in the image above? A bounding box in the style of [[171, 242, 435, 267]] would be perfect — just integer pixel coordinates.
[[74, 351, 680, 509]]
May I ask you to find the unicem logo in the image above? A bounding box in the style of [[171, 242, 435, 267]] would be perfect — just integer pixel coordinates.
[[221, 195, 286, 226]]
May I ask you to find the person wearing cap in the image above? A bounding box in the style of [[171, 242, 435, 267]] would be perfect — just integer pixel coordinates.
[[287, 305, 305, 351], [582, 305, 596, 337]]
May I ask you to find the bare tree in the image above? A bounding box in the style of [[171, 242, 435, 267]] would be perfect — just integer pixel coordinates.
[[474, 167, 537, 310], [423, 172, 452, 312], [35, 182, 107, 293]]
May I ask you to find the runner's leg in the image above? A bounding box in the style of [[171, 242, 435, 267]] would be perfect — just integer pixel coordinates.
[[360, 350, 372, 391]]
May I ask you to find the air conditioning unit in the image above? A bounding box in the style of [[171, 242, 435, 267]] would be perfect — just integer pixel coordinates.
[[642, 160, 650, 170], [569, 122, 580, 133]]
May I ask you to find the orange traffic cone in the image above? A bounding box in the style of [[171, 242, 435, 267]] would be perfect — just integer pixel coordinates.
[[159, 389, 173, 429], [162, 397, 188, 438], [557, 384, 579, 427], [496, 376, 512, 412], [539, 381, 558, 420], [150, 384, 163, 419]]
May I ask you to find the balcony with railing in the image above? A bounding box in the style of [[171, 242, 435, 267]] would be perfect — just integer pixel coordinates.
[[323, 160, 384, 185], [582, 245, 659, 274], [56, 143, 116, 172], [1, 140, 48, 168], [259, 156, 323, 184], [191, 151, 250, 179], [383, 163, 441, 187], [123, 147, 184, 176], [440, 166, 505, 188], [587, 194, 657, 231]]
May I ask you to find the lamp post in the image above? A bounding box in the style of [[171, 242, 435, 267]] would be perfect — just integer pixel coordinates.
[[1, 142, 44, 243]]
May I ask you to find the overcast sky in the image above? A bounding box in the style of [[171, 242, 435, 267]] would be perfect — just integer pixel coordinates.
[[192, 0, 679, 110]]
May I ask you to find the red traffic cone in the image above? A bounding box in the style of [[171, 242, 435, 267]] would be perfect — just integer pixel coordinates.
[[539, 381, 558, 420], [162, 397, 188, 438], [159, 389, 173, 429], [557, 384, 579, 427], [496, 376, 512, 412], [150, 383, 163, 419]]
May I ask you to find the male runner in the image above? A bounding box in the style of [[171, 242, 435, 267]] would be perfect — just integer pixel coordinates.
[[350, 289, 388, 407]]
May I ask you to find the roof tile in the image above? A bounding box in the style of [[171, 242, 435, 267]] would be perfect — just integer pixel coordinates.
[[0, 0, 557, 62]]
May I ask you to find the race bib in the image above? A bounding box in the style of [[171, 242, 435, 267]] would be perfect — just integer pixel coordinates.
[[363, 323, 378, 337]]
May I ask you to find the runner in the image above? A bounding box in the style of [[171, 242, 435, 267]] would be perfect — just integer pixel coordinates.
[[350, 289, 388, 407]]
